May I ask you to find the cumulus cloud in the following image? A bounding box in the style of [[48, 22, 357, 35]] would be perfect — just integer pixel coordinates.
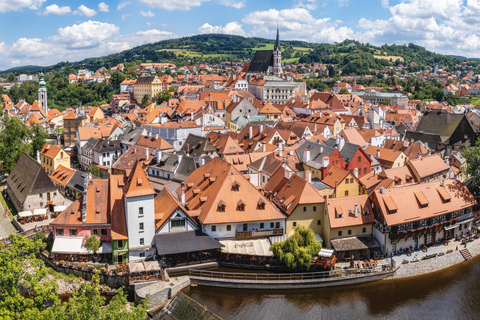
[[117, 1, 130, 10], [0, 0, 46, 12], [73, 4, 97, 17], [139, 10, 155, 17], [198, 21, 246, 36], [122, 14, 131, 20], [293, 0, 320, 9], [139, 0, 210, 10], [57, 20, 119, 49], [219, 0, 245, 9], [98, 2, 109, 12], [381, 0, 389, 8], [42, 4, 71, 15]]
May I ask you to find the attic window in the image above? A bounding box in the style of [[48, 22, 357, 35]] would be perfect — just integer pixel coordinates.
[[186, 182, 194, 188], [232, 181, 240, 192], [414, 191, 429, 208], [137, 177, 143, 186], [437, 187, 452, 203], [193, 188, 201, 194], [257, 199, 266, 210], [335, 207, 344, 219], [204, 173, 211, 179], [96, 188, 100, 193], [237, 200, 246, 212], [200, 196, 208, 202], [217, 201, 226, 212]]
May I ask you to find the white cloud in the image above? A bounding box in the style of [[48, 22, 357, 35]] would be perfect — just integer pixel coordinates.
[[57, 20, 119, 49], [381, 0, 389, 8], [73, 4, 97, 17], [98, 2, 109, 12], [139, 10, 155, 17], [122, 14, 131, 20], [0, 0, 46, 12], [294, 0, 320, 9], [42, 4, 71, 15], [139, 0, 210, 10], [198, 21, 246, 36], [219, 0, 245, 9], [338, 0, 348, 6], [117, 1, 130, 10]]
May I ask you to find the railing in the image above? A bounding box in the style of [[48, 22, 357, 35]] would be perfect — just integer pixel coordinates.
[[129, 274, 162, 284], [236, 228, 284, 240], [189, 265, 394, 282]]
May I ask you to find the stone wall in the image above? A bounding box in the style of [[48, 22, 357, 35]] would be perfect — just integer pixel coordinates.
[[134, 276, 190, 309]]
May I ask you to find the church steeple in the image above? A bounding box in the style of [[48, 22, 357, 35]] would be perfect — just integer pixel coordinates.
[[38, 72, 48, 118], [273, 24, 282, 77]]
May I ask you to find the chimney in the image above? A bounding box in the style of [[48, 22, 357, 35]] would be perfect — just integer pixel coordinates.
[[156, 150, 162, 164], [404, 139, 409, 148], [290, 149, 294, 156], [181, 182, 186, 206], [338, 138, 345, 151], [145, 147, 149, 160], [284, 168, 292, 180], [322, 156, 329, 168], [262, 144, 267, 152], [380, 186, 385, 194], [303, 148, 311, 163], [336, 135, 340, 147], [37, 150, 41, 163], [191, 112, 194, 121], [260, 125, 264, 133], [353, 168, 359, 178], [278, 142, 283, 158], [199, 156, 205, 166], [376, 149, 380, 159], [306, 170, 312, 184], [155, 132, 159, 140], [425, 142, 428, 150], [147, 131, 151, 137], [249, 126, 253, 139], [354, 203, 359, 218], [314, 123, 317, 134]]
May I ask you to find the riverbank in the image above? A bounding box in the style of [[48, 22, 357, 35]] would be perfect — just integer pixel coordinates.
[[385, 236, 480, 279]]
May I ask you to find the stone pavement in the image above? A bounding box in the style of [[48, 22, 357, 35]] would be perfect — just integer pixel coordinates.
[[0, 202, 17, 239]]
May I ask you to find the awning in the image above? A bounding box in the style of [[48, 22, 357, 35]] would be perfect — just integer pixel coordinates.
[[128, 261, 146, 273], [18, 211, 32, 218], [269, 234, 288, 244], [459, 217, 474, 224], [143, 260, 161, 272], [331, 236, 381, 252], [33, 209, 47, 216], [98, 242, 112, 254], [444, 224, 460, 231], [318, 248, 334, 257], [220, 238, 274, 257], [51, 237, 85, 254], [154, 230, 223, 256], [54, 206, 67, 213]]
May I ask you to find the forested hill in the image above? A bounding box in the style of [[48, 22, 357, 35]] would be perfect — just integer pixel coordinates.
[[2, 34, 474, 74]]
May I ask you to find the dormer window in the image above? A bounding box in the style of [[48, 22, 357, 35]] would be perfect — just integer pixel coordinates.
[[232, 181, 240, 192], [218, 201, 226, 212], [257, 199, 266, 210], [237, 200, 246, 212]]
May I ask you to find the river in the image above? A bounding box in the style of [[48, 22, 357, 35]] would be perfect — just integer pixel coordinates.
[[183, 256, 480, 320]]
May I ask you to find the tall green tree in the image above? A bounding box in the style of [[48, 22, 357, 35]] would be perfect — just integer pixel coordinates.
[[461, 139, 480, 186], [30, 125, 48, 159], [0, 115, 31, 173], [141, 95, 150, 107], [270, 226, 322, 270], [109, 71, 126, 93], [84, 235, 101, 254], [156, 91, 171, 104]]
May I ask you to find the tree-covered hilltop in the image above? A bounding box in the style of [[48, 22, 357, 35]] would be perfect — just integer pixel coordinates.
[[299, 40, 469, 75]]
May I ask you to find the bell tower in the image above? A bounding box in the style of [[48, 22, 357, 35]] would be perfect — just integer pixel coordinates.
[[38, 72, 48, 118], [273, 25, 283, 77]]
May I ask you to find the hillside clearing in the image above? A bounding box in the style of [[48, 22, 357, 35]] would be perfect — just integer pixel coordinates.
[[374, 55, 405, 62]]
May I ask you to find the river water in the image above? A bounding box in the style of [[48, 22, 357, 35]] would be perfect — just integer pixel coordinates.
[[183, 256, 480, 320]]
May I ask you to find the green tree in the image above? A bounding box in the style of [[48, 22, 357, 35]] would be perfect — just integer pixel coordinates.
[[270, 226, 322, 270], [141, 95, 150, 107], [338, 88, 350, 94], [30, 125, 48, 159], [156, 91, 171, 104], [88, 165, 101, 178], [0, 115, 31, 173], [109, 71, 126, 93], [461, 139, 480, 186], [84, 235, 101, 254]]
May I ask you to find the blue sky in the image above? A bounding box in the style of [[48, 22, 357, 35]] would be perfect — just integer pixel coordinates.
[[0, 0, 479, 70]]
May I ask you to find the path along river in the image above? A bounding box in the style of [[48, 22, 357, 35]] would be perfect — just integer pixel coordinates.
[[183, 256, 480, 320]]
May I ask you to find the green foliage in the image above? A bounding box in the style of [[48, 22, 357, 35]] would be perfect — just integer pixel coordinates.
[[461, 139, 480, 186], [30, 125, 48, 159], [156, 91, 171, 104], [109, 71, 126, 92], [338, 88, 350, 94], [84, 235, 101, 254], [88, 165, 101, 178], [141, 95, 150, 107], [270, 226, 322, 270], [0, 115, 31, 173], [0, 235, 148, 320]]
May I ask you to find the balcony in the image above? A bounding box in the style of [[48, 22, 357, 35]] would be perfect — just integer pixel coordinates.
[[236, 228, 284, 240]]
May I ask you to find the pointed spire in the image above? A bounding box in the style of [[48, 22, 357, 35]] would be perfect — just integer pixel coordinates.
[[274, 23, 281, 51]]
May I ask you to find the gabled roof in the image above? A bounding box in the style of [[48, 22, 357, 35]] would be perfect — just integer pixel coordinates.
[[154, 188, 197, 230], [407, 154, 450, 179], [40, 143, 63, 159], [247, 50, 273, 73], [322, 166, 352, 188], [123, 161, 156, 198], [181, 134, 216, 157], [326, 195, 374, 228], [414, 110, 470, 142], [342, 128, 367, 147], [50, 165, 75, 186]]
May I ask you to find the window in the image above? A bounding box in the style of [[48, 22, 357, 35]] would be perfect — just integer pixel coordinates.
[[317, 220, 321, 225], [459, 224, 462, 231], [303, 206, 307, 212], [56, 228, 63, 236], [101, 228, 107, 236], [313, 206, 317, 212], [358, 156, 362, 162], [348, 229, 352, 235], [338, 230, 342, 237], [350, 178, 354, 183], [139, 207, 144, 217], [140, 238, 144, 245], [139, 223, 144, 232], [118, 240, 123, 248], [364, 167, 368, 174], [345, 190, 349, 196], [260, 223, 264, 229], [243, 223, 248, 231], [346, 179, 349, 184], [211, 225, 216, 232], [362, 227, 367, 233], [227, 225, 231, 231], [293, 222, 297, 227], [171, 220, 185, 228], [276, 222, 280, 229], [139, 252, 145, 258], [70, 229, 77, 236], [270, 222, 274, 229], [92, 229, 98, 235]]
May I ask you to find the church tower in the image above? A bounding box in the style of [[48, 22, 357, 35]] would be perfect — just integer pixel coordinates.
[[273, 25, 283, 77], [38, 72, 48, 117]]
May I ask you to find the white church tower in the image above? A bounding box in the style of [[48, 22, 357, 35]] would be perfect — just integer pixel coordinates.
[[38, 72, 48, 117], [273, 25, 283, 77]]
